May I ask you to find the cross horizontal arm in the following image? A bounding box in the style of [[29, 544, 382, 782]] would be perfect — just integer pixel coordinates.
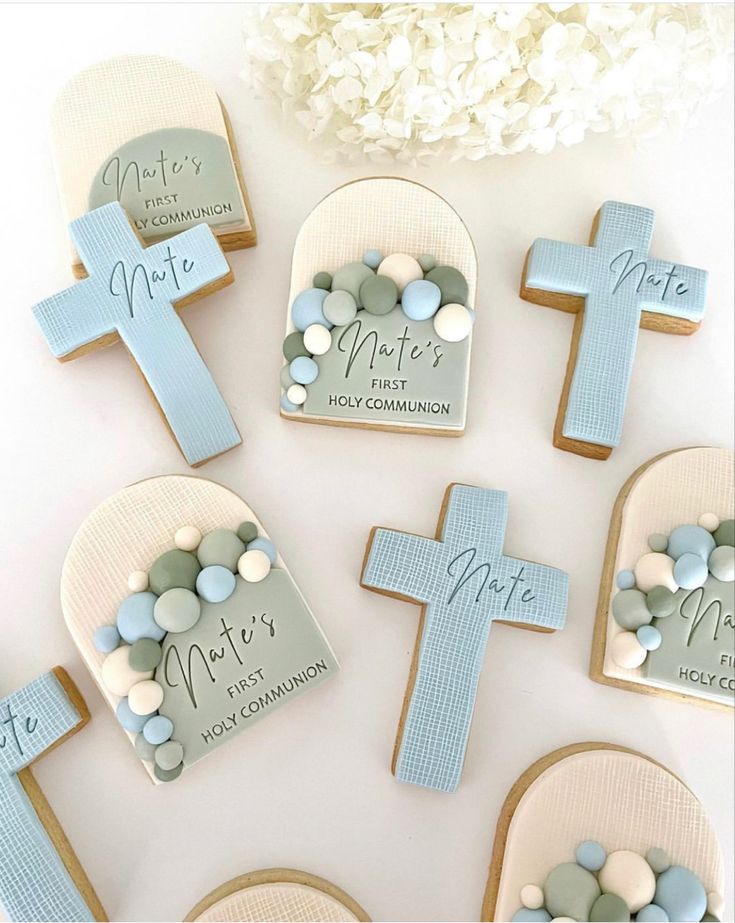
[[32, 277, 114, 358], [638, 259, 708, 320], [526, 238, 598, 297], [362, 529, 442, 604], [493, 554, 569, 629], [145, 223, 231, 303]]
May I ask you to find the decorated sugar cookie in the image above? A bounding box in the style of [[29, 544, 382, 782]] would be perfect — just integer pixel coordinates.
[[280, 177, 477, 435], [482, 743, 725, 922], [521, 201, 707, 459], [61, 476, 338, 783], [360, 484, 568, 792], [52, 54, 255, 275], [32, 202, 240, 467], [186, 869, 370, 922], [0, 668, 106, 922], [591, 447, 734, 708]]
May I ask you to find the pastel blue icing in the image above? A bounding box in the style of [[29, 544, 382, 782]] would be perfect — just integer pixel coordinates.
[[32, 202, 240, 467], [117, 592, 166, 643], [637, 905, 670, 922], [0, 672, 95, 921], [525, 201, 708, 449], [401, 279, 441, 321], [362, 249, 383, 269], [290, 356, 319, 385], [615, 569, 636, 590], [93, 623, 120, 653], [116, 697, 154, 733], [248, 537, 277, 564], [637, 624, 663, 651], [575, 839, 606, 871], [673, 552, 708, 590], [280, 394, 299, 413], [196, 565, 236, 603], [511, 910, 551, 922], [362, 485, 568, 792], [654, 866, 707, 922], [143, 715, 174, 746], [667, 524, 716, 561], [291, 288, 332, 332]]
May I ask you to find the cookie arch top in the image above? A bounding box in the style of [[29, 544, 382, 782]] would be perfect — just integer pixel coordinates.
[[288, 177, 478, 308], [51, 54, 238, 227]]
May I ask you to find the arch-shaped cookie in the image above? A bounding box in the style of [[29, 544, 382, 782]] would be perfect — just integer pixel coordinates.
[[61, 476, 338, 783], [185, 868, 371, 922], [281, 177, 477, 435], [482, 743, 725, 921], [590, 447, 734, 709], [52, 55, 255, 274]]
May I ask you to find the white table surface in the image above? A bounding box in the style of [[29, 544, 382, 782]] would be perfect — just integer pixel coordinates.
[[0, 5, 732, 922]]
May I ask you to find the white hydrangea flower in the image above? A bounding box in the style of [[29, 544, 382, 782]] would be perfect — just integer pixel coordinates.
[[241, 3, 734, 163]]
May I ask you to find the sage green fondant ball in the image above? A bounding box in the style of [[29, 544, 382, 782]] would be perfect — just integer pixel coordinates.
[[155, 739, 184, 771], [149, 550, 200, 595], [544, 863, 600, 921], [313, 271, 332, 290], [134, 732, 157, 762], [129, 638, 163, 672], [283, 331, 310, 361], [154, 762, 183, 782], [590, 893, 630, 922], [425, 265, 469, 306], [237, 521, 258, 544], [714, 519, 734, 547], [360, 275, 398, 316], [646, 848, 671, 874], [197, 529, 246, 572], [648, 533, 669, 553], [417, 253, 437, 272], [280, 365, 295, 390], [612, 588, 653, 630], [331, 261, 374, 306], [646, 585, 677, 618], [323, 289, 358, 326]]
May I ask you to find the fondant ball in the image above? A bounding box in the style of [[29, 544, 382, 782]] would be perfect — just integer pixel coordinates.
[[135, 732, 157, 762], [143, 714, 174, 746], [280, 365, 295, 390], [127, 570, 149, 593], [648, 533, 669, 553], [612, 589, 652, 630], [101, 645, 153, 697], [709, 545, 735, 582], [283, 330, 310, 361], [646, 586, 677, 618], [610, 631, 648, 669], [667, 524, 716, 561], [128, 679, 164, 716], [237, 521, 258, 544], [401, 279, 442, 321], [634, 553, 678, 593], [291, 288, 331, 331], [616, 569, 636, 590], [117, 592, 165, 643], [417, 253, 437, 272], [129, 638, 163, 672], [197, 529, 245, 572], [196, 565, 237, 604], [155, 763, 183, 783], [116, 697, 150, 733], [511, 911, 551, 923], [520, 884, 544, 910], [433, 303, 473, 342], [238, 550, 271, 583], [362, 249, 383, 269], [714, 519, 734, 547], [636, 905, 669, 922], [707, 892, 724, 918], [155, 739, 184, 772], [590, 892, 630, 922], [645, 848, 671, 874], [303, 323, 332, 356], [154, 587, 202, 633], [377, 253, 422, 295], [286, 384, 307, 406], [576, 840, 606, 872], [673, 552, 708, 590], [544, 863, 600, 921], [174, 526, 202, 552], [425, 265, 469, 306], [313, 270, 332, 290], [599, 850, 655, 912], [360, 275, 398, 316], [280, 394, 299, 413], [332, 261, 374, 305], [93, 624, 120, 654], [290, 356, 319, 385], [654, 866, 707, 922], [637, 624, 662, 651], [248, 537, 277, 564], [149, 549, 200, 595], [323, 290, 358, 326], [698, 513, 720, 532]]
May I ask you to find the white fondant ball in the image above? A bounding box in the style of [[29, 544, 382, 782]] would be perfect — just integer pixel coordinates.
[[610, 631, 648, 669], [707, 891, 724, 918], [520, 884, 544, 910], [175, 525, 202, 551], [127, 679, 164, 716], [599, 850, 656, 912], [127, 570, 149, 593], [698, 513, 720, 532], [286, 384, 307, 406], [377, 253, 423, 294], [237, 549, 271, 583], [634, 552, 679, 593], [101, 645, 153, 697], [303, 324, 332, 356], [433, 303, 473, 342]]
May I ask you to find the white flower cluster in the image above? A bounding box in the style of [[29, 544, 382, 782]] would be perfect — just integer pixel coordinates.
[[241, 3, 733, 162]]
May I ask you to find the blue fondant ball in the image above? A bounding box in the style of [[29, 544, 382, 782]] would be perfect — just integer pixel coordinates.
[[616, 569, 636, 590], [637, 624, 663, 651], [654, 866, 707, 922], [248, 537, 277, 565], [575, 839, 606, 871], [117, 592, 166, 643], [196, 565, 237, 604], [637, 905, 670, 922], [673, 552, 709, 590], [290, 356, 319, 385], [291, 288, 332, 332], [362, 249, 383, 269], [511, 911, 551, 923], [667, 524, 716, 562], [401, 279, 442, 321], [143, 715, 174, 745], [93, 624, 121, 653], [280, 394, 299, 413], [116, 697, 154, 733]]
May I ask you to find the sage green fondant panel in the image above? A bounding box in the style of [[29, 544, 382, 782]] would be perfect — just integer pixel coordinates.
[[89, 128, 246, 240], [645, 576, 734, 705], [303, 308, 470, 429], [156, 570, 338, 766]]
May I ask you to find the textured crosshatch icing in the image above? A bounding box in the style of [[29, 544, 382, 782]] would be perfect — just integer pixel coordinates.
[[32, 202, 240, 467], [361, 484, 568, 793], [524, 201, 707, 453], [0, 672, 95, 923]]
